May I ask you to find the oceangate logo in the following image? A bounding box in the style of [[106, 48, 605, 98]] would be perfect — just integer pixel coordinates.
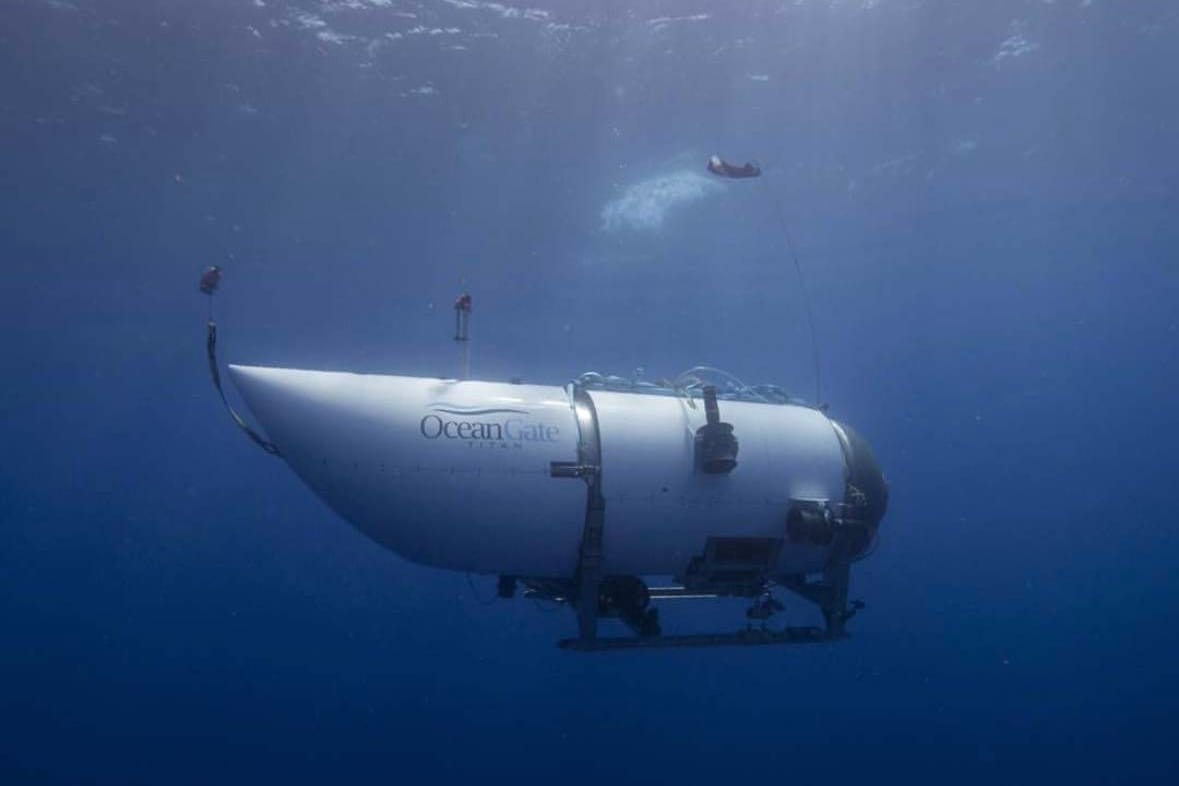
[[419, 403, 561, 445]]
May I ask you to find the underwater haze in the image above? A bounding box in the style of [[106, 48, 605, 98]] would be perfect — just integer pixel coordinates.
[[3, 0, 1178, 783]]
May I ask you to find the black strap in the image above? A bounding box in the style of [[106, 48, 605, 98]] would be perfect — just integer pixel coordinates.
[[206, 320, 282, 456]]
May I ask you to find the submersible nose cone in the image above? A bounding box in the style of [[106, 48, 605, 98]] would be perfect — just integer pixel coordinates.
[[227, 364, 292, 424], [226, 364, 335, 455]]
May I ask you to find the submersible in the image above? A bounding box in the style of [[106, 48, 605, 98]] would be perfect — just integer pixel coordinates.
[[222, 361, 887, 650], [204, 256, 886, 649]]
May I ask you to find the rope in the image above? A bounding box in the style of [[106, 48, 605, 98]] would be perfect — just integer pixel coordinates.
[[205, 294, 282, 457], [759, 174, 823, 407]]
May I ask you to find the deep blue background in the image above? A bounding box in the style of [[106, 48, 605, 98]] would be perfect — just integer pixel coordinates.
[[3, 1, 1177, 783]]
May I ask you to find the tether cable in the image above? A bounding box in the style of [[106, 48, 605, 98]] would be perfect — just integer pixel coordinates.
[[201, 267, 282, 457], [759, 172, 823, 408]]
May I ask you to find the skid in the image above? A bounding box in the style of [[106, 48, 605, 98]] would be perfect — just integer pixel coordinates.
[[559, 626, 838, 652]]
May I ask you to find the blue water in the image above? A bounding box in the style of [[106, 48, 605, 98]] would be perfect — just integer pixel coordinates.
[[3, 1, 1178, 783]]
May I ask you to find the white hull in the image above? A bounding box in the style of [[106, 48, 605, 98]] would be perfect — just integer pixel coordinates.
[[229, 365, 857, 579]]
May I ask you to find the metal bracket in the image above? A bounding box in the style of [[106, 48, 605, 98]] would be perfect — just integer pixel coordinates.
[[778, 524, 864, 638], [550, 384, 606, 643], [549, 462, 598, 480]]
